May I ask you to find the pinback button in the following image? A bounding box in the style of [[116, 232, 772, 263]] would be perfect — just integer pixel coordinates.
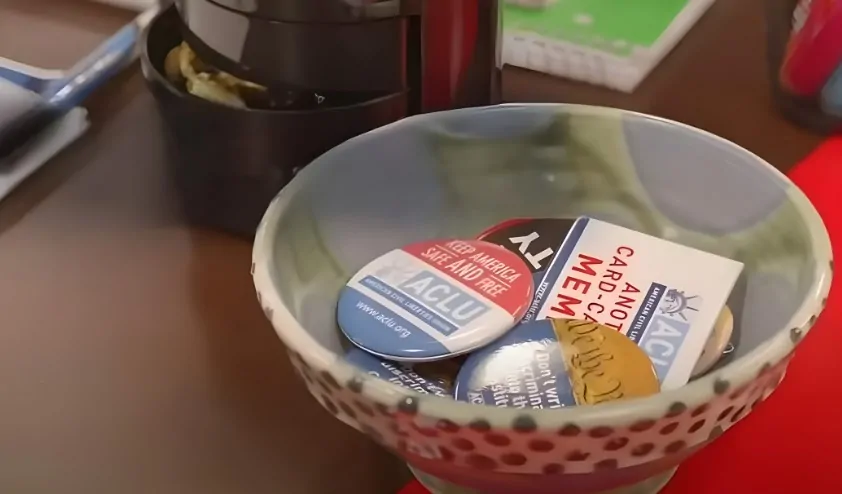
[[455, 319, 659, 409], [344, 348, 453, 397], [477, 217, 576, 289], [337, 239, 534, 362], [411, 358, 463, 389], [691, 305, 735, 378]]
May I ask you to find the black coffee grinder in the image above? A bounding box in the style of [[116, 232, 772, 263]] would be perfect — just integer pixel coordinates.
[[141, 0, 502, 236]]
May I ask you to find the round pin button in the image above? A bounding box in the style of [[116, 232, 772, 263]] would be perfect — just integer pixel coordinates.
[[691, 305, 734, 378], [477, 217, 576, 290], [455, 319, 660, 409], [344, 348, 454, 397], [336, 239, 534, 362]]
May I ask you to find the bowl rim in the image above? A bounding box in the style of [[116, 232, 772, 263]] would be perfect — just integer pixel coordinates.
[[251, 103, 833, 428]]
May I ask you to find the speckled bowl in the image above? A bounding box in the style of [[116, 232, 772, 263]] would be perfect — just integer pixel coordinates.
[[251, 104, 832, 494]]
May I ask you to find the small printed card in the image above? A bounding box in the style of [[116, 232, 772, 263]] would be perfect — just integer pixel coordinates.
[[522, 217, 744, 390]]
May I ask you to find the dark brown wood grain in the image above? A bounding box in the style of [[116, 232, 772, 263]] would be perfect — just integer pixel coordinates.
[[0, 0, 823, 492]]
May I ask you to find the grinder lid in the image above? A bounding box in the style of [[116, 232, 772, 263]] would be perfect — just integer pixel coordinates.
[[195, 0, 412, 23], [176, 0, 408, 92]]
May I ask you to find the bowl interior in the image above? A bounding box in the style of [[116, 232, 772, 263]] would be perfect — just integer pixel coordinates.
[[265, 105, 821, 375]]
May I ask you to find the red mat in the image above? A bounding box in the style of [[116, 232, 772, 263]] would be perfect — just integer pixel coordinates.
[[400, 139, 842, 494]]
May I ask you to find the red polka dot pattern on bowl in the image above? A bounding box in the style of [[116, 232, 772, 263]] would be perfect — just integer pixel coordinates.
[[285, 348, 792, 475]]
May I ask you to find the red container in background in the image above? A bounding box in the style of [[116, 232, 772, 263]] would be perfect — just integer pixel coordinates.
[[767, 0, 842, 133], [779, 0, 842, 96], [422, 0, 484, 111]]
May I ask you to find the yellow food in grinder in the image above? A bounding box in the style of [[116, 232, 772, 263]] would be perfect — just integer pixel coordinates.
[[163, 44, 183, 84], [164, 42, 267, 109], [215, 71, 267, 92], [186, 73, 247, 109]]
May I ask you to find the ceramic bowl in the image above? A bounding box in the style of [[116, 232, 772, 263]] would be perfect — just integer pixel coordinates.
[[251, 104, 832, 494]]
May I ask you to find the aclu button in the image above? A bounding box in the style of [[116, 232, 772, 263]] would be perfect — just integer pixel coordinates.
[[399, 271, 489, 326]]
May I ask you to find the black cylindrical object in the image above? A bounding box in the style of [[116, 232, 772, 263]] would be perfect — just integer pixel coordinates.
[[141, 7, 407, 236], [142, 0, 501, 236], [175, 0, 501, 111], [176, 0, 409, 92], [195, 0, 409, 23]]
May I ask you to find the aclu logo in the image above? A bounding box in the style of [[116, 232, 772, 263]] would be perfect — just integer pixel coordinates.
[[658, 289, 702, 323], [398, 271, 489, 325], [639, 288, 703, 380]]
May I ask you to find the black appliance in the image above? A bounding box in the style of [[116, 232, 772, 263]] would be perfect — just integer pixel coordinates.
[[142, 0, 502, 236], [176, 0, 501, 113]]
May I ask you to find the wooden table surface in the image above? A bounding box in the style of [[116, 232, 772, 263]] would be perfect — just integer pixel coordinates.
[[0, 1, 825, 493]]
